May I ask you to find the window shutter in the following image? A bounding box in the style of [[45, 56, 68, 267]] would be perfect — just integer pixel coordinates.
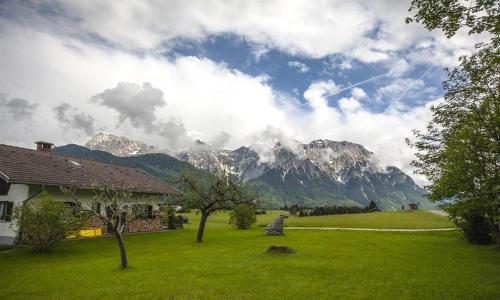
[[5, 202, 13, 222], [147, 205, 153, 219], [0, 202, 5, 220]]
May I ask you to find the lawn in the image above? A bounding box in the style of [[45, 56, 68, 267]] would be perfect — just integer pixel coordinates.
[[187, 210, 455, 229], [1, 212, 499, 299]]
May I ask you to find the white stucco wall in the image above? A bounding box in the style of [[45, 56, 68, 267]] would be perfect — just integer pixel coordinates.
[[0, 185, 93, 245], [0, 184, 163, 245], [0, 183, 29, 244]]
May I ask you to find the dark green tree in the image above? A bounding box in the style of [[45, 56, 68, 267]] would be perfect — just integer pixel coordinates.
[[407, 0, 500, 245]]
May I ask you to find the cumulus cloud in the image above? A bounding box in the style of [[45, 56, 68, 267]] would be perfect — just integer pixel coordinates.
[[54, 102, 95, 136], [0, 96, 37, 119], [157, 119, 193, 152], [296, 80, 439, 184], [351, 87, 367, 99], [250, 126, 304, 164], [0, 2, 469, 185], [209, 131, 231, 150], [91, 82, 165, 132], [287, 61, 309, 73], [1, 0, 480, 69]]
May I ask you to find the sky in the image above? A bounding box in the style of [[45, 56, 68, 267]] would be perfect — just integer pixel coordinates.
[[0, 0, 482, 184]]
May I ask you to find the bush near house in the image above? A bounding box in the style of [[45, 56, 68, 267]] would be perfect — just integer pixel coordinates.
[[13, 191, 82, 252]]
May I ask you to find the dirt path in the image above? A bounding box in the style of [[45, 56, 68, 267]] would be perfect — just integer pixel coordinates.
[[285, 227, 457, 232], [427, 209, 449, 217]]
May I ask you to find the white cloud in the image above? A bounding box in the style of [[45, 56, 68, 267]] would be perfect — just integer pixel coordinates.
[[209, 131, 231, 150], [0, 95, 37, 119], [387, 58, 412, 77], [54, 102, 95, 136], [2, 0, 479, 68], [351, 87, 367, 99], [0, 1, 472, 185], [0, 24, 289, 152], [298, 80, 439, 185], [91, 82, 165, 132], [374, 78, 436, 106], [250, 126, 303, 164], [287, 61, 310, 73]]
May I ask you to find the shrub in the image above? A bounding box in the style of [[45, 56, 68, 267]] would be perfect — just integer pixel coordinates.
[[229, 204, 256, 229], [455, 209, 493, 244], [13, 191, 82, 252]]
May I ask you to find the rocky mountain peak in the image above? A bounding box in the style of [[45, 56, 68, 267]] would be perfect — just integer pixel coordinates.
[[85, 133, 153, 157], [77, 134, 429, 209]]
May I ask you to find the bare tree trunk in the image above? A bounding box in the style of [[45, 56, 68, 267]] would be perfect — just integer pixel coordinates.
[[114, 231, 128, 269], [196, 211, 209, 243]]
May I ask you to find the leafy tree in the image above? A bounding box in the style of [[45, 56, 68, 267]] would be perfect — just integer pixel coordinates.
[[63, 185, 159, 269], [13, 191, 82, 252], [229, 204, 257, 229], [407, 0, 499, 244], [174, 170, 257, 242], [406, 0, 499, 47]]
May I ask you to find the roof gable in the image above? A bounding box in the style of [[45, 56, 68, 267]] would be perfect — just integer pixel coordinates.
[[0, 144, 176, 194]]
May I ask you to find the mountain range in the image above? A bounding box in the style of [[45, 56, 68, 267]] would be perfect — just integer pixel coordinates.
[[55, 133, 433, 210]]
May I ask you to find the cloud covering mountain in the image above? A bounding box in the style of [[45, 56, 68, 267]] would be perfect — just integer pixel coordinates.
[[0, 0, 484, 184]]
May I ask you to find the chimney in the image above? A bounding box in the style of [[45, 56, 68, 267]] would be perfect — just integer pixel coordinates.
[[35, 141, 54, 152]]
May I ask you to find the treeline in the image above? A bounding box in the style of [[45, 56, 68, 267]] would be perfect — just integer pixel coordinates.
[[281, 201, 378, 217]]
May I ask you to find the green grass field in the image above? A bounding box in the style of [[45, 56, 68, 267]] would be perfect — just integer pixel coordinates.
[[1, 211, 499, 299], [255, 210, 454, 229]]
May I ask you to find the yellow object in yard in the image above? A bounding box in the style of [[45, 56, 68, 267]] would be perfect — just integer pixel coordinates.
[[66, 228, 103, 239]]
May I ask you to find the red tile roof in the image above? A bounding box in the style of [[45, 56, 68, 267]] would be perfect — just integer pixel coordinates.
[[0, 144, 176, 195]]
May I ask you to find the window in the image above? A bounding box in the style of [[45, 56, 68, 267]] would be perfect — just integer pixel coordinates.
[[0, 179, 10, 195], [0, 201, 13, 222], [132, 204, 155, 219]]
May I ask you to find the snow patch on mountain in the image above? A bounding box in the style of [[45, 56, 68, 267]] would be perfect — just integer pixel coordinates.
[[85, 133, 154, 157]]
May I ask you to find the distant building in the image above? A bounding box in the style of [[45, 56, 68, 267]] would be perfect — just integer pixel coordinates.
[[0, 142, 176, 245], [408, 203, 419, 210]]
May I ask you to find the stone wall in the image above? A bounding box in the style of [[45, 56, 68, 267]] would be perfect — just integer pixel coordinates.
[[84, 215, 163, 234], [125, 215, 162, 233]]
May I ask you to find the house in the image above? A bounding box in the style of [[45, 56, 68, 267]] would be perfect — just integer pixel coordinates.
[[409, 203, 419, 210], [0, 142, 176, 245]]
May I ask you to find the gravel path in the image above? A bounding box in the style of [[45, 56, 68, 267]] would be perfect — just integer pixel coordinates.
[[285, 227, 457, 232]]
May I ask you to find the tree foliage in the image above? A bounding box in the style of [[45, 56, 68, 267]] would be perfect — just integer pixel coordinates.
[[229, 204, 257, 229], [406, 0, 499, 47], [407, 0, 500, 245], [13, 191, 82, 252], [173, 170, 257, 242]]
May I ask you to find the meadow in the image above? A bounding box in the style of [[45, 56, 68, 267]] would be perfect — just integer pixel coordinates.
[[0, 211, 499, 299]]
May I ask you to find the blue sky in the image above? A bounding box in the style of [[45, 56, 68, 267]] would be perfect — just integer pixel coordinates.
[[0, 0, 478, 184], [167, 33, 446, 113]]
